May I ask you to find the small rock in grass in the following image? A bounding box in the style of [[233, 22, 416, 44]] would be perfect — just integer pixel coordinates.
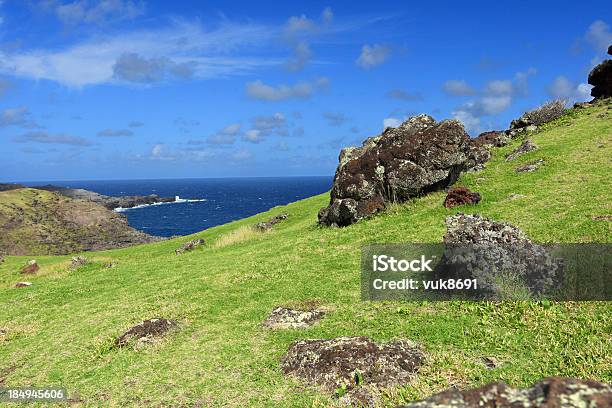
[[281, 336, 423, 395], [104, 262, 117, 268], [175, 238, 204, 255], [115, 318, 178, 348], [254, 213, 289, 232], [443, 187, 481, 209], [262, 307, 325, 329], [481, 356, 500, 369], [14, 282, 32, 288], [505, 140, 537, 161], [507, 193, 526, 200], [21, 260, 39, 274], [70, 256, 88, 269], [592, 215, 612, 222], [516, 159, 544, 173]]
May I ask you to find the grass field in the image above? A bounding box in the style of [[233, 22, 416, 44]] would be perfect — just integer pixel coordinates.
[[1, 101, 611, 407]]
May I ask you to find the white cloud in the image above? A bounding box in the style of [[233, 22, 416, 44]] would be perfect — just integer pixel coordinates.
[[232, 148, 252, 161], [285, 41, 313, 72], [484, 80, 514, 96], [356, 44, 390, 69], [0, 107, 40, 128], [547, 75, 592, 102], [54, 0, 145, 25], [323, 112, 347, 126], [321, 7, 334, 25], [442, 80, 476, 96], [585, 20, 612, 53], [383, 117, 402, 129], [451, 110, 481, 135], [0, 21, 277, 87], [207, 123, 242, 145], [246, 77, 328, 101], [97, 128, 133, 137], [14, 131, 92, 146], [242, 129, 263, 143]]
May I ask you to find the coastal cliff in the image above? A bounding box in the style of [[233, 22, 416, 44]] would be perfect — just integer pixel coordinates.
[[0, 188, 159, 255]]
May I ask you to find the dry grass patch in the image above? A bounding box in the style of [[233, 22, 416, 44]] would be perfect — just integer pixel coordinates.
[[213, 225, 261, 249]]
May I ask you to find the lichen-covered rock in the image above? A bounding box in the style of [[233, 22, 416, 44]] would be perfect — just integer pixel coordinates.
[[115, 318, 178, 348], [254, 213, 289, 232], [175, 238, 204, 255], [262, 307, 325, 329], [505, 140, 537, 161], [70, 256, 88, 269], [471, 131, 511, 147], [443, 187, 481, 209], [589, 59, 612, 99], [319, 115, 471, 226], [399, 377, 612, 408], [21, 260, 39, 274], [439, 213, 563, 296], [281, 336, 423, 393], [516, 159, 544, 173]]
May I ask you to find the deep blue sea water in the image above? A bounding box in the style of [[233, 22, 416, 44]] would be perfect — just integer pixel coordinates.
[[22, 177, 332, 237]]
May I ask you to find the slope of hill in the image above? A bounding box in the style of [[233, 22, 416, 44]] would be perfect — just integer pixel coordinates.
[[0, 188, 158, 255], [0, 101, 610, 406]]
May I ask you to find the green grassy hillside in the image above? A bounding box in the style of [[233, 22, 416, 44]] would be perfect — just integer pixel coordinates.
[[0, 102, 611, 407]]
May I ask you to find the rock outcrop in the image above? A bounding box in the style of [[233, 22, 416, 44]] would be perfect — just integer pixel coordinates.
[[319, 115, 472, 226], [438, 213, 563, 297], [35, 185, 175, 210], [399, 377, 611, 408], [262, 307, 325, 329], [505, 140, 537, 161], [589, 47, 612, 99], [254, 213, 289, 232], [281, 336, 423, 394], [175, 238, 204, 254], [21, 260, 39, 274], [115, 318, 178, 348], [516, 159, 544, 173], [443, 187, 481, 208]]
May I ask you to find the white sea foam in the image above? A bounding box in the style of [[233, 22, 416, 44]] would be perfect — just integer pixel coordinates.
[[113, 196, 207, 212]]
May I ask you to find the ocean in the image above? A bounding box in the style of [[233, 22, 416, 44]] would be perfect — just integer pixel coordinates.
[[23, 177, 332, 237]]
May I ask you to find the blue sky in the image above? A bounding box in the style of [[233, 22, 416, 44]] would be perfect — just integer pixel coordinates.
[[0, 0, 610, 181]]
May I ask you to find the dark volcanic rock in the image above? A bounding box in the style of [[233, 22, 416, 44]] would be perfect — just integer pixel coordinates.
[[471, 131, 510, 147], [21, 260, 39, 274], [115, 318, 178, 348], [175, 238, 204, 254], [439, 213, 563, 296], [443, 187, 481, 208], [588, 59, 612, 99], [399, 377, 612, 408], [516, 159, 544, 173], [319, 115, 472, 226], [281, 336, 423, 393], [505, 140, 537, 161], [35, 185, 175, 210], [262, 307, 325, 329], [254, 213, 289, 232]]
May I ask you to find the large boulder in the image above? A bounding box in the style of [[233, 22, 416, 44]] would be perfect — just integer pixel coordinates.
[[319, 115, 472, 226], [438, 213, 563, 297], [399, 377, 611, 408], [589, 59, 612, 99], [281, 336, 423, 394]]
